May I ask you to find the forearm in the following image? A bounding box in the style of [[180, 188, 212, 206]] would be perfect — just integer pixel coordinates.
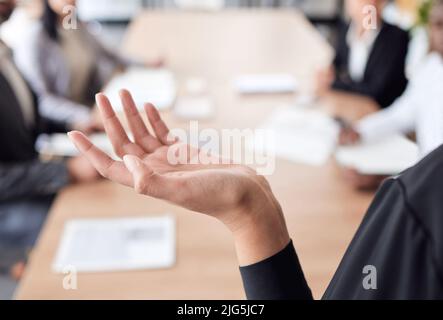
[[223, 181, 312, 300], [356, 95, 417, 142], [231, 202, 290, 267]]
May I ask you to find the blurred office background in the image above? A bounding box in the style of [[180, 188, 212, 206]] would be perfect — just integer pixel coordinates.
[[0, 0, 427, 300], [1, 0, 426, 75], [46, 0, 421, 37], [0, 0, 422, 34]]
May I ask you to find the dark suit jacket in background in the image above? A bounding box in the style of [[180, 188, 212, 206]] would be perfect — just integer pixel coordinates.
[[0, 71, 70, 203], [0, 69, 73, 269], [332, 21, 410, 109]]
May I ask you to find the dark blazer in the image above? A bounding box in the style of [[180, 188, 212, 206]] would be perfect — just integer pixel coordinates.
[[332, 21, 410, 109], [0, 71, 70, 202], [0, 70, 70, 268], [240, 145, 443, 300], [0, 72, 68, 163]]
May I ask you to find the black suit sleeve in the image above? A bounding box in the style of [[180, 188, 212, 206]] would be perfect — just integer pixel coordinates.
[[332, 22, 349, 72], [239, 241, 313, 300], [32, 91, 70, 135], [36, 117, 71, 135], [0, 160, 70, 202], [331, 36, 407, 106]]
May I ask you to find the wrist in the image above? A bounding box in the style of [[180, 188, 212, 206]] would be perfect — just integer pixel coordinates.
[[226, 178, 291, 266], [233, 211, 290, 267]]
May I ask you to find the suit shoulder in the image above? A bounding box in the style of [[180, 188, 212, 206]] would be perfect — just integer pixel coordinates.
[[400, 145, 443, 188], [382, 21, 410, 42], [398, 145, 443, 251]]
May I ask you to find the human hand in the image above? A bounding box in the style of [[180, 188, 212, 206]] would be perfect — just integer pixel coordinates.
[[68, 90, 290, 265], [315, 66, 335, 96]]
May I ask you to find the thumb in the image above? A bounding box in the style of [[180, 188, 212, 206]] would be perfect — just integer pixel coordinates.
[[123, 155, 178, 200], [123, 154, 151, 175], [123, 155, 155, 194]]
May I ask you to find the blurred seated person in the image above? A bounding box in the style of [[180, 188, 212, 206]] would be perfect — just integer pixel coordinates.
[[0, 0, 99, 278], [317, 0, 409, 109], [14, 0, 162, 128], [339, 0, 443, 190]]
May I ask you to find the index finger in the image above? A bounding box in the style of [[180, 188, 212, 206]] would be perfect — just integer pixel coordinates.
[[96, 93, 145, 158], [119, 89, 162, 153], [68, 131, 133, 187]]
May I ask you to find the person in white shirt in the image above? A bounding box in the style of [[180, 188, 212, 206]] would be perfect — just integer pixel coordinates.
[[13, 0, 163, 130], [340, 0, 443, 189]]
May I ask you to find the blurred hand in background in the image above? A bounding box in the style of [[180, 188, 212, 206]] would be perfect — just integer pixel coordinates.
[[338, 126, 361, 145], [67, 155, 101, 184], [315, 65, 335, 95]]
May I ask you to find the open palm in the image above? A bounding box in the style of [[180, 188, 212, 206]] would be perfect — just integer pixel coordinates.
[[69, 90, 272, 225]]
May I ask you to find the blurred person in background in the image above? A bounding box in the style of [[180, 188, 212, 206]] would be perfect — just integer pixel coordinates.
[[317, 0, 409, 109], [339, 0, 443, 190], [13, 0, 163, 130], [0, 0, 100, 279]]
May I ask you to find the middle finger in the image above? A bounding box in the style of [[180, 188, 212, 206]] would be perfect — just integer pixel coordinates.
[[96, 93, 145, 158]]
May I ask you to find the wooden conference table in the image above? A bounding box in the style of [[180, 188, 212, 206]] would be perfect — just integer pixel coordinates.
[[16, 10, 378, 300]]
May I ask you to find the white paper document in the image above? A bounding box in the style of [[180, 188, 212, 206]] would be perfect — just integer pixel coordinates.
[[250, 108, 339, 166], [174, 96, 215, 120], [233, 74, 298, 94], [104, 68, 177, 111], [37, 133, 117, 159], [335, 135, 419, 175], [53, 216, 176, 273]]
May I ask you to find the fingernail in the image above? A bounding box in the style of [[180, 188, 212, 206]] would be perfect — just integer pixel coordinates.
[[123, 155, 139, 173]]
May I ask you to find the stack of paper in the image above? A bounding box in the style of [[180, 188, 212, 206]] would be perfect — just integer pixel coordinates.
[[37, 133, 117, 159], [249, 108, 339, 166], [233, 74, 298, 94], [53, 216, 176, 273], [104, 68, 177, 111], [335, 135, 419, 175]]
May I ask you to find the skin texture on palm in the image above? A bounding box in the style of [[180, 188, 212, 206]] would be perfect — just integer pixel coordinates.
[[68, 90, 290, 266]]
